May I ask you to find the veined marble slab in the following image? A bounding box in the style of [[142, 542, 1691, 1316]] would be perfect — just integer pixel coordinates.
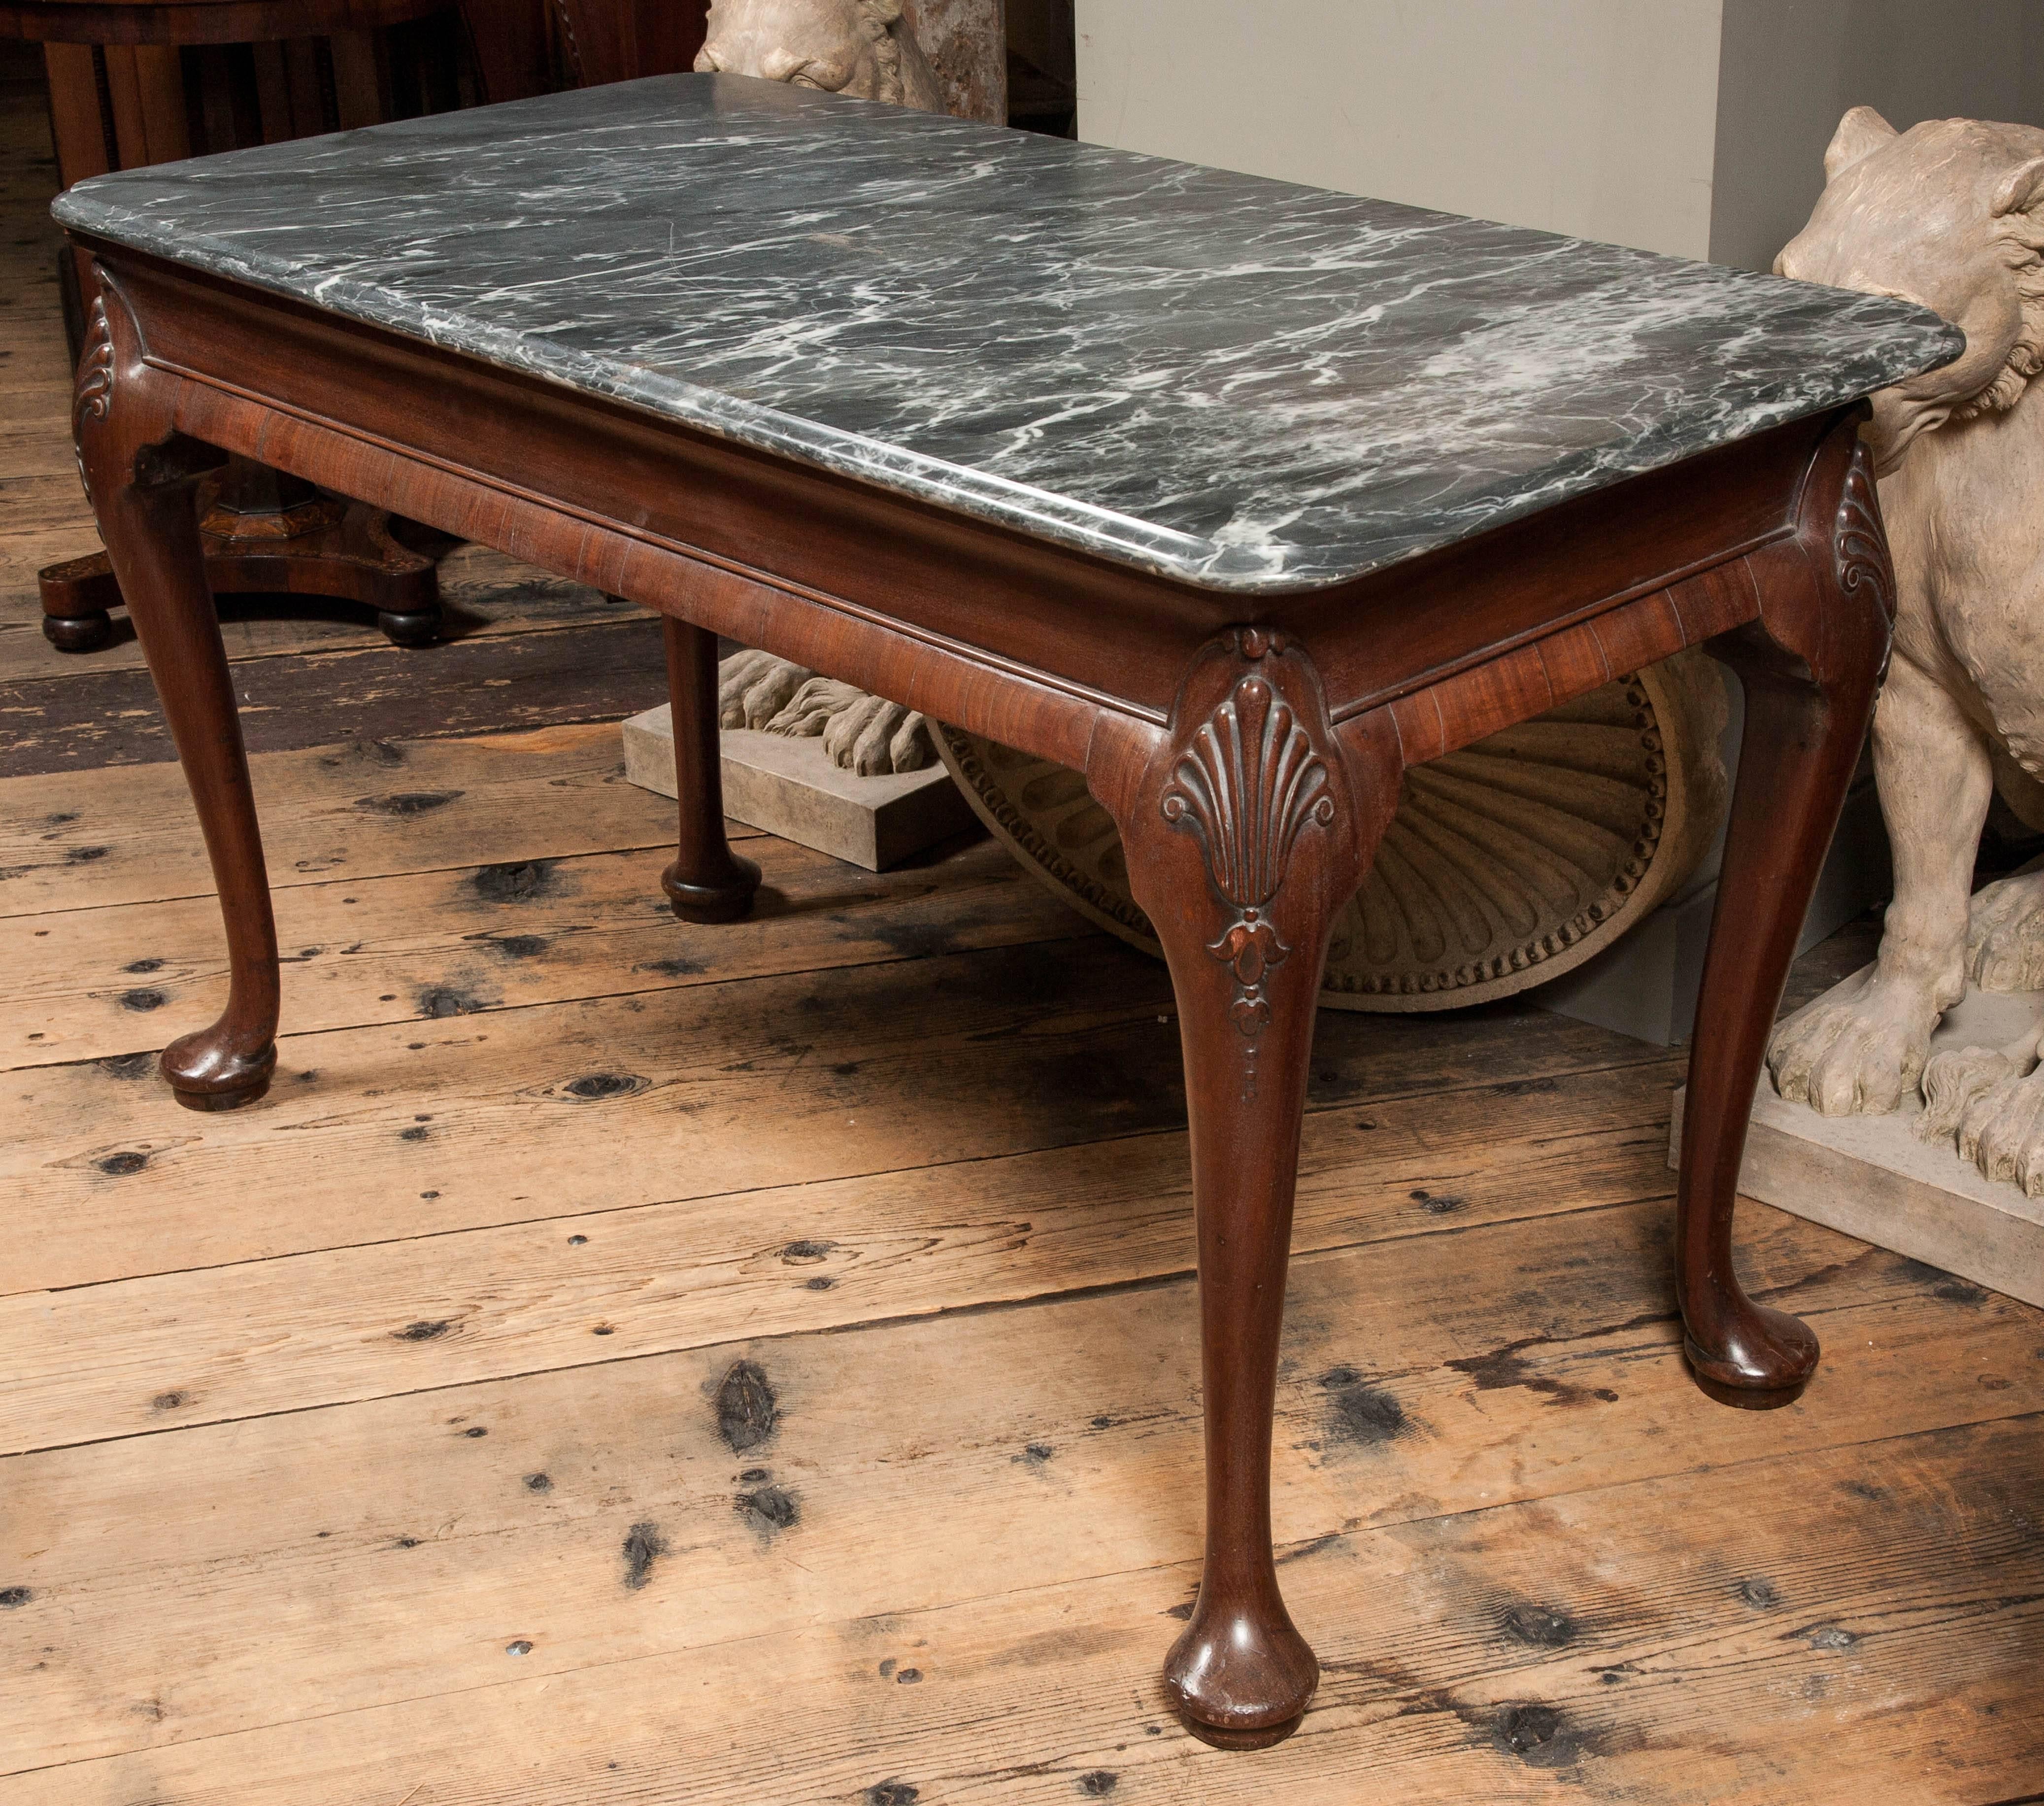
[[54, 74, 1961, 594]]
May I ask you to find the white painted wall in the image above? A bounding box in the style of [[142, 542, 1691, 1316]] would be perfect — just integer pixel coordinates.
[[1072, 0, 1726, 258], [1709, 0, 2044, 272]]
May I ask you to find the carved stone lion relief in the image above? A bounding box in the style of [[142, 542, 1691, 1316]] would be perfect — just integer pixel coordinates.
[[717, 647, 934, 775], [1765, 108, 2044, 1191]]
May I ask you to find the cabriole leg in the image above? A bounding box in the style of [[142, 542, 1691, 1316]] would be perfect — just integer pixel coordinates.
[[660, 614, 761, 923], [74, 273, 279, 1109], [1682, 427, 1895, 1406], [1101, 629, 1398, 1745]]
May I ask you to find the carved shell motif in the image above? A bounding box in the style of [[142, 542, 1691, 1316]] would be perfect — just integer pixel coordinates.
[[937, 651, 1728, 1013], [1161, 673, 1336, 913], [71, 294, 114, 505], [1159, 661, 1339, 1067]]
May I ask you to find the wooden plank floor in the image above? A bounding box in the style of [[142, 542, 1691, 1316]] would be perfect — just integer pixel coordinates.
[[4, 62, 2042, 1805]]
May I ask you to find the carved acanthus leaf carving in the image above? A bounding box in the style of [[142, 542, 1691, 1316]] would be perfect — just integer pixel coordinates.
[[1161, 629, 1337, 1090], [1834, 437, 1895, 623], [71, 293, 114, 506]]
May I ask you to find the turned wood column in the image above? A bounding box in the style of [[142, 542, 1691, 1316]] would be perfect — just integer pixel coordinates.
[[659, 614, 761, 923]]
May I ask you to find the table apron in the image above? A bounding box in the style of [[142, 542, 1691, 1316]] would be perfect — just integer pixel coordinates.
[[162, 361, 1139, 772]]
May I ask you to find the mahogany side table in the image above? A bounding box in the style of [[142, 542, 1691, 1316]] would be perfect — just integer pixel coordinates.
[[51, 73, 1960, 1747]]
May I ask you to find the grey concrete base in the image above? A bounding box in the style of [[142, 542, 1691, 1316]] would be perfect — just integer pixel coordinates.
[[622, 705, 978, 871], [1670, 968, 2044, 1307], [1537, 768, 1889, 1046]]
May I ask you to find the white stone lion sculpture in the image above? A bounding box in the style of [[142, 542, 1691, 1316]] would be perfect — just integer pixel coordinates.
[[695, 0, 945, 111], [1766, 107, 2044, 1190]]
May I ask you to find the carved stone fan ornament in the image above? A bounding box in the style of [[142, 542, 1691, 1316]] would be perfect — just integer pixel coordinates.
[[938, 652, 1729, 1010]]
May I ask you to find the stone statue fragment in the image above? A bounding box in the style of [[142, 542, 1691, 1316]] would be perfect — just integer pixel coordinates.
[[716, 647, 933, 775], [695, 0, 946, 111], [1766, 107, 2044, 1192]]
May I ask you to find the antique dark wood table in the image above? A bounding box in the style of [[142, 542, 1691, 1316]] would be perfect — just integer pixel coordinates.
[[52, 73, 1959, 1748]]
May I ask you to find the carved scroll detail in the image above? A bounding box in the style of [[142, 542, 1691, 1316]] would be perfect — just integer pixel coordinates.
[[71, 293, 115, 505], [1834, 437, 1895, 623], [1160, 629, 1337, 1092]]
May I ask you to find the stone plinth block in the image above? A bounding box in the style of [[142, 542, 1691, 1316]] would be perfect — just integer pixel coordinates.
[[623, 705, 978, 872], [1671, 966, 2044, 1306]]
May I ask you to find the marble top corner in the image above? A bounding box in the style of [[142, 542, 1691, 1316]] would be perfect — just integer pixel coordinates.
[[53, 74, 1962, 595]]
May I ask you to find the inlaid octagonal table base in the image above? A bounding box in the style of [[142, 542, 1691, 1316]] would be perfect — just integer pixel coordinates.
[[53, 73, 1958, 1747], [39, 456, 441, 650], [8, 0, 541, 653]]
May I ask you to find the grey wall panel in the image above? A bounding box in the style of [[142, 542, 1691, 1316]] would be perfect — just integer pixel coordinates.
[[1711, 0, 2044, 272]]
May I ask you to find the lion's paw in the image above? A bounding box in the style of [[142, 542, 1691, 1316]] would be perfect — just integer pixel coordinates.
[[1966, 871, 2044, 992], [718, 651, 815, 730], [765, 676, 864, 740], [1765, 977, 1940, 1116], [1917, 1045, 2022, 1143], [821, 693, 931, 776], [760, 676, 932, 776], [1954, 1068, 2044, 1195]]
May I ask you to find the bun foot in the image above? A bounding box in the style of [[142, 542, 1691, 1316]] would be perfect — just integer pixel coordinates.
[[662, 852, 761, 924], [1163, 1596, 1319, 1748], [1682, 1302, 1818, 1410], [1176, 1710, 1304, 1752], [43, 611, 113, 652], [171, 1080, 271, 1113], [162, 1027, 276, 1111], [376, 607, 442, 649]]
